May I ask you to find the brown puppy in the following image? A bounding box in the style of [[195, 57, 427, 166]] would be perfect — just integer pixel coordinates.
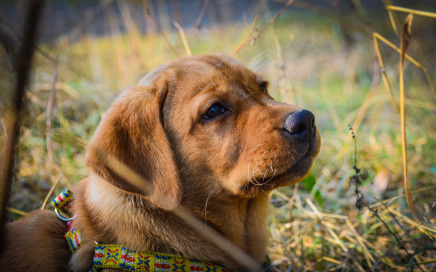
[[0, 54, 320, 272]]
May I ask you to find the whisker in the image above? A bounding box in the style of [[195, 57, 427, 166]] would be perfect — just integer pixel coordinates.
[[251, 53, 274, 72], [248, 49, 274, 70], [248, 142, 267, 154], [204, 189, 215, 226], [253, 56, 275, 73]]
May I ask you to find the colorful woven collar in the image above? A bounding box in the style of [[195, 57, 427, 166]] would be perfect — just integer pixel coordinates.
[[52, 189, 274, 272]]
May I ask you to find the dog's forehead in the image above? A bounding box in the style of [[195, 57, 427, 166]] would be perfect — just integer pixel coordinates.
[[137, 55, 265, 99], [174, 55, 264, 94]]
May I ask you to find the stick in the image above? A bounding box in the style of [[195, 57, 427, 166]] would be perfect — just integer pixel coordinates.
[[173, 22, 191, 56], [45, 59, 73, 188], [144, 6, 179, 58], [194, 0, 209, 30], [399, 14, 421, 222], [232, 16, 259, 57], [233, 0, 295, 56], [41, 175, 62, 210], [0, 0, 44, 239]]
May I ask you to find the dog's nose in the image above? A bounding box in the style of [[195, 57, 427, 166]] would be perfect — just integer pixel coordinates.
[[283, 109, 316, 138]]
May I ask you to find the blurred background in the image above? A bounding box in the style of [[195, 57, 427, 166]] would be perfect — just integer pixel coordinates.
[[1, 0, 435, 271]]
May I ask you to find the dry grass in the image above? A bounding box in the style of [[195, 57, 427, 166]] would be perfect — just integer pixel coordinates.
[[1, 1, 435, 271]]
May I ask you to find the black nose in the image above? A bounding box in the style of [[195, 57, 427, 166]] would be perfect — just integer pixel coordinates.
[[283, 109, 316, 138]]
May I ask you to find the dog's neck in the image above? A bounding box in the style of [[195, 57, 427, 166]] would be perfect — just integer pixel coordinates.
[[73, 175, 269, 271]]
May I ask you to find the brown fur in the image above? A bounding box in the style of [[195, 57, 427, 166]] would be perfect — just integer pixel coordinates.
[[0, 210, 71, 271], [0, 54, 320, 272]]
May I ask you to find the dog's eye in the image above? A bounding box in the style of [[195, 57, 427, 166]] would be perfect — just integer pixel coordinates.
[[203, 103, 226, 119], [260, 82, 268, 93]]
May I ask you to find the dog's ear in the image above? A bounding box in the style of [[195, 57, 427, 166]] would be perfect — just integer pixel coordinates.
[[86, 68, 181, 210]]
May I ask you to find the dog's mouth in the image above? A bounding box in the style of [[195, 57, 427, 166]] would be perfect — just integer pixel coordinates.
[[241, 151, 315, 195]]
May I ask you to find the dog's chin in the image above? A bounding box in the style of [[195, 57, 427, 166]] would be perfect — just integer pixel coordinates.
[[239, 154, 315, 197]]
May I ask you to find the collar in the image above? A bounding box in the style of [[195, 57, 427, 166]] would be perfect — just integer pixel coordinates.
[[52, 189, 274, 272]]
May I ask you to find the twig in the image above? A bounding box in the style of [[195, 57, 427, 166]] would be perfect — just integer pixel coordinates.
[[257, 0, 295, 37], [144, 5, 178, 58], [341, 247, 349, 272], [232, 15, 259, 57], [1, 14, 74, 191], [0, 0, 44, 237], [399, 14, 421, 222], [173, 22, 191, 56], [68, 0, 114, 42], [273, 35, 295, 102], [373, 32, 436, 99], [41, 175, 62, 210], [348, 125, 425, 272], [387, 5, 436, 19], [46, 58, 73, 188], [0, 19, 21, 63], [233, 0, 295, 56], [288, 183, 299, 223], [352, 49, 381, 131], [194, 0, 209, 30], [372, 33, 399, 112], [5, 207, 27, 217]]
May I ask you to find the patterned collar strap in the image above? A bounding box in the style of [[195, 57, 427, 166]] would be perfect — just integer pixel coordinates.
[[51, 188, 74, 217], [93, 244, 230, 272]]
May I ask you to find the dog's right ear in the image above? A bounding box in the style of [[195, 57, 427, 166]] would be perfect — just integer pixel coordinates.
[[85, 67, 181, 210]]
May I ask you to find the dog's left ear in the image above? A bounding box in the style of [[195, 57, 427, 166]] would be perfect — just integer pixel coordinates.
[[85, 68, 181, 210]]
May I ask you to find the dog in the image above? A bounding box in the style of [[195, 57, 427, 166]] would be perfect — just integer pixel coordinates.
[[0, 53, 320, 271]]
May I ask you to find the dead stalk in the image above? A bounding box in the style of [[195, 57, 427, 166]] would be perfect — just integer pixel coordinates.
[[173, 22, 191, 56], [144, 6, 179, 58], [0, 0, 43, 237], [194, 0, 209, 29], [233, 0, 295, 56], [41, 175, 62, 210], [46, 59, 73, 189]]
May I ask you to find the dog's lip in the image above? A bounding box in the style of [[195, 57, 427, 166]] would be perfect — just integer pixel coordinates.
[[274, 152, 313, 181], [242, 152, 314, 191]]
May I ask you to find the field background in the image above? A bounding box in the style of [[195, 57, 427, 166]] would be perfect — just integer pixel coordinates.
[[0, 0, 435, 271]]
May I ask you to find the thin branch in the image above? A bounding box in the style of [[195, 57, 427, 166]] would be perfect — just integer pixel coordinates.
[[232, 15, 259, 57], [352, 49, 381, 131], [46, 59, 73, 188], [274, 35, 295, 102], [1, 12, 73, 192], [372, 33, 399, 112], [233, 0, 295, 56], [288, 183, 299, 223], [373, 32, 436, 99], [399, 14, 421, 222], [387, 5, 436, 19], [173, 21, 191, 56], [68, 0, 114, 42], [143, 5, 178, 58], [41, 175, 62, 210], [349, 125, 425, 272], [5, 207, 27, 217], [257, 0, 295, 36], [0, 0, 44, 236], [194, 0, 209, 30]]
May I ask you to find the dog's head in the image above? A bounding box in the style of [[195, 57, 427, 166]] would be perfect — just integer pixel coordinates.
[[86, 54, 321, 209]]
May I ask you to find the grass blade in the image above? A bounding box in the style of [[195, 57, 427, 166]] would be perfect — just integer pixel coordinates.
[[399, 14, 420, 222], [387, 6, 436, 19]]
